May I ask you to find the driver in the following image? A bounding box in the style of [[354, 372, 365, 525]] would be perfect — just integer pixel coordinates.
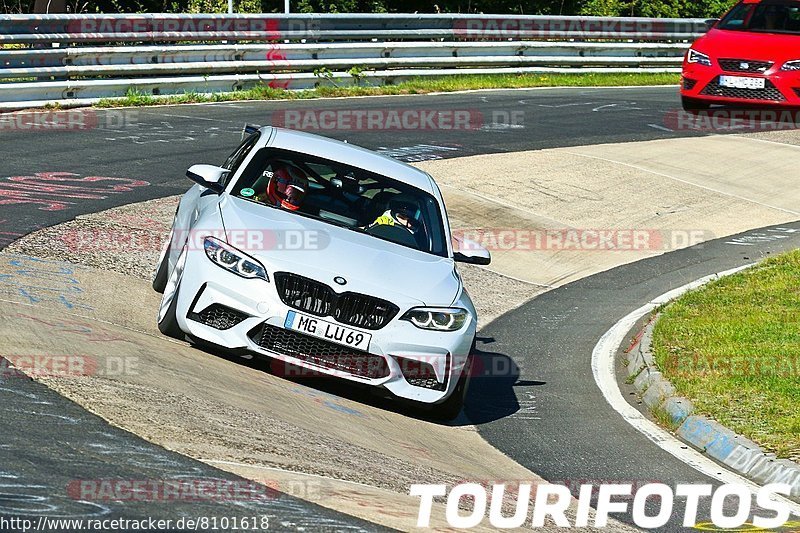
[[369, 195, 420, 234], [259, 164, 309, 212]]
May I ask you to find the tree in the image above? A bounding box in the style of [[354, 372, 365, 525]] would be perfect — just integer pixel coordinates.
[[580, 0, 736, 18], [1, 0, 736, 18]]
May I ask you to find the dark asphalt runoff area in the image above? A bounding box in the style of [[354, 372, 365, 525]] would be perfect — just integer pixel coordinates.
[[468, 221, 800, 531], [0, 374, 392, 532], [1, 85, 789, 531]]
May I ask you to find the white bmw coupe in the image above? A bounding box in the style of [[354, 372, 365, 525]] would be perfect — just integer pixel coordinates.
[[153, 126, 491, 419]]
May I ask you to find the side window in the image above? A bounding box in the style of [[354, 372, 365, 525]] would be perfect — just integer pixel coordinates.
[[221, 133, 260, 186], [719, 4, 749, 29]]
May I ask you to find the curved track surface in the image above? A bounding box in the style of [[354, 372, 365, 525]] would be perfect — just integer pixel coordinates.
[[0, 371, 389, 532], [2, 86, 797, 530], [470, 221, 800, 529], [1, 86, 696, 245]]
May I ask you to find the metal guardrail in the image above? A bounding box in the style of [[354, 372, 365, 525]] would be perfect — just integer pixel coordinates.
[[1, 13, 711, 43], [0, 67, 685, 107], [0, 14, 709, 109], [2, 42, 691, 69]]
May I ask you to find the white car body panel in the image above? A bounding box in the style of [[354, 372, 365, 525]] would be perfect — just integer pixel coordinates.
[[156, 127, 480, 407]]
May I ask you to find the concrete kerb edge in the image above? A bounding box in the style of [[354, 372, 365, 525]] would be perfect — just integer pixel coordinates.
[[626, 313, 800, 499]]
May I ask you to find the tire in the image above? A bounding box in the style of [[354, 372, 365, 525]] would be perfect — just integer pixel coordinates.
[[157, 246, 187, 340], [152, 248, 170, 294], [429, 344, 476, 422], [154, 214, 178, 294], [157, 284, 184, 340], [682, 96, 711, 112]]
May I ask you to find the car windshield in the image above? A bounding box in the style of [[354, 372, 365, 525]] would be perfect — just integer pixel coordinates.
[[718, 0, 800, 33], [230, 147, 448, 257]]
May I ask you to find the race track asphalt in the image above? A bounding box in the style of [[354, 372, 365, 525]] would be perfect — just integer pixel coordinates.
[[3, 85, 788, 531], [0, 372, 392, 532], [1, 86, 698, 247], [469, 221, 800, 530]]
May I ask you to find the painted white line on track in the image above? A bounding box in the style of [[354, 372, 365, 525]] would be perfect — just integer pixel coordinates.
[[201, 459, 382, 491], [591, 264, 800, 516], [529, 101, 600, 108], [478, 267, 552, 289], [592, 103, 619, 112], [732, 135, 800, 151], [136, 110, 240, 123], [566, 151, 800, 217]]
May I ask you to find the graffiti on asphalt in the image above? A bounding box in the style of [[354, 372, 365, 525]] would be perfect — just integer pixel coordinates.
[[0, 256, 92, 311], [0, 173, 149, 212]]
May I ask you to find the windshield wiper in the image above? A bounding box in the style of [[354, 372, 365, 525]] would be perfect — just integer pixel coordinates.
[[320, 217, 367, 234]]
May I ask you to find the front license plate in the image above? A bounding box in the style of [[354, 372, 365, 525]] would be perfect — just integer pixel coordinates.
[[719, 76, 766, 90], [284, 311, 371, 351]]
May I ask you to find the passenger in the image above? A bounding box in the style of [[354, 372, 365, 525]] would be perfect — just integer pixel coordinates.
[[369, 195, 421, 235]]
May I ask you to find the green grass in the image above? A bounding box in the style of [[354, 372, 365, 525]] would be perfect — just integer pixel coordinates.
[[652, 250, 800, 461], [94, 72, 679, 108]]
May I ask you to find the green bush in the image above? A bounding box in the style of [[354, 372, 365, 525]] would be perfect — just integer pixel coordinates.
[[185, 0, 260, 12], [580, 0, 737, 18], [3, 0, 738, 23]]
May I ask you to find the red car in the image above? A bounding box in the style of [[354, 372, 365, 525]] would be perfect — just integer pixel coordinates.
[[681, 0, 800, 110]]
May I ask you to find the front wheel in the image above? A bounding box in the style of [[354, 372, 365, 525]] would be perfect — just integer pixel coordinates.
[[429, 349, 475, 422], [153, 213, 178, 294], [152, 244, 170, 294], [157, 246, 187, 340], [682, 96, 711, 112]]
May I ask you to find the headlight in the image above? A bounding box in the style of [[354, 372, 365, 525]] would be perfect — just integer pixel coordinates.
[[687, 49, 712, 67], [203, 237, 269, 281], [401, 308, 468, 331], [781, 60, 800, 71]]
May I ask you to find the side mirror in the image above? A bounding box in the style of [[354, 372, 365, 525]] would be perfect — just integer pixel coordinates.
[[453, 237, 492, 266], [186, 164, 228, 193], [705, 18, 718, 30]]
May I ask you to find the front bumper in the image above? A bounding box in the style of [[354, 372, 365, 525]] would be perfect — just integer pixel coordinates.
[[174, 252, 475, 405], [681, 63, 800, 106]]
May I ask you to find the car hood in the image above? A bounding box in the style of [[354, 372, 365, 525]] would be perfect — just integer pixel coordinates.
[[699, 29, 800, 63], [218, 196, 460, 307]]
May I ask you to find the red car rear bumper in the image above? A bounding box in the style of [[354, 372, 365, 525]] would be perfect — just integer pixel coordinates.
[[681, 63, 800, 106]]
